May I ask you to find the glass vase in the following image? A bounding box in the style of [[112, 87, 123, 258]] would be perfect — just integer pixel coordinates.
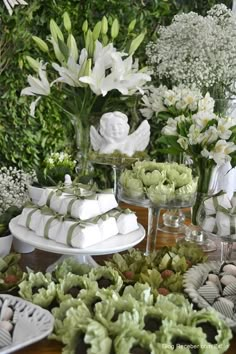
[[160, 153, 187, 234], [73, 113, 94, 182], [213, 98, 236, 118], [183, 158, 217, 252]]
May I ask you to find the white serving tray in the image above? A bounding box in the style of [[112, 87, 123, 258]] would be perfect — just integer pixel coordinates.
[[0, 294, 54, 353], [183, 261, 236, 332]]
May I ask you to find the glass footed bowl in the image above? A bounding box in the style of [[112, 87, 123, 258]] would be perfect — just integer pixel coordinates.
[[196, 201, 236, 259], [118, 184, 196, 209]]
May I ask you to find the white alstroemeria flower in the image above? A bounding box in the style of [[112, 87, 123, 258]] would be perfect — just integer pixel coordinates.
[[3, 0, 27, 16], [217, 117, 235, 140], [192, 111, 216, 130], [202, 140, 236, 165], [188, 125, 201, 145], [197, 126, 219, 146], [162, 118, 178, 136], [163, 89, 178, 107], [52, 50, 88, 87], [177, 137, 189, 150], [140, 95, 155, 119], [198, 93, 214, 112]]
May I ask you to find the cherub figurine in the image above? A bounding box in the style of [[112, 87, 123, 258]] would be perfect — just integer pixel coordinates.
[[90, 111, 150, 157]]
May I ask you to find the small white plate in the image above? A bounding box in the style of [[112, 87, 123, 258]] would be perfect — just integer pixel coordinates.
[[183, 261, 236, 332], [0, 294, 54, 353], [9, 216, 146, 256]]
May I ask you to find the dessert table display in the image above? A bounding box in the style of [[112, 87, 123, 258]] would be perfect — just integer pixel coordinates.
[[1, 205, 236, 353]]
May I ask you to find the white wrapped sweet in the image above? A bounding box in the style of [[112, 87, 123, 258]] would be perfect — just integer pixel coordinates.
[[201, 216, 217, 233], [48, 219, 62, 240], [97, 192, 118, 214], [55, 220, 102, 248], [50, 193, 66, 212], [231, 192, 236, 208], [37, 188, 54, 207], [116, 212, 139, 234], [36, 214, 58, 238], [216, 211, 236, 237], [204, 193, 231, 216], [17, 207, 41, 230], [58, 196, 76, 215], [70, 198, 101, 220], [97, 216, 119, 241]]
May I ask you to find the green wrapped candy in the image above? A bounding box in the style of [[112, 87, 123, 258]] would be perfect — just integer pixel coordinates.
[[88, 266, 123, 292], [18, 272, 57, 308], [188, 308, 232, 353]]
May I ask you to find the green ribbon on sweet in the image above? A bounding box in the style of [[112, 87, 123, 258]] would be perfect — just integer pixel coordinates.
[[46, 190, 55, 206], [24, 202, 41, 229], [216, 205, 236, 235], [66, 220, 90, 246]]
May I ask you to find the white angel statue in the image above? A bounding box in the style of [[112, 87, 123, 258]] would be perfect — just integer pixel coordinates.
[[90, 111, 150, 156]]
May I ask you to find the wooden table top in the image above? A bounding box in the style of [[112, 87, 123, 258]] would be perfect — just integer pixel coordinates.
[[12, 204, 236, 353]]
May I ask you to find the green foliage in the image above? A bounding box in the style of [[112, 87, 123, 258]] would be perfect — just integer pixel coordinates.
[[0, 0, 233, 171], [0, 206, 22, 237]]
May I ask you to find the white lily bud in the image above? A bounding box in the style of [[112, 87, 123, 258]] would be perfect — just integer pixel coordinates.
[[128, 19, 136, 33], [101, 16, 108, 35], [128, 32, 145, 55], [67, 34, 79, 62], [32, 36, 49, 53], [50, 19, 64, 43], [26, 56, 40, 72], [111, 18, 119, 39], [93, 21, 102, 41], [63, 12, 71, 32], [82, 20, 88, 33]]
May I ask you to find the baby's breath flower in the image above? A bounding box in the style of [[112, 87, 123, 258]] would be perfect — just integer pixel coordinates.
[[0, 167, 36, 214], [146, 5, 236, 97]]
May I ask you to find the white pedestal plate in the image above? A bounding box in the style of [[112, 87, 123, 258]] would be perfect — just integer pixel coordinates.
[[9, 216, 146, 272]]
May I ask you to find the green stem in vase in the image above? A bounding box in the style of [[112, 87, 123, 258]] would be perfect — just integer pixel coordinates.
[[191, 158, 215, 225]]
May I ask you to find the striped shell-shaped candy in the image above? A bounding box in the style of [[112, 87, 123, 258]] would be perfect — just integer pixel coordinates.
[[198, 283, 219, 305], [0, 328, 11, 348], [223, 281, 236, 296], [213, 297, 234, 319]]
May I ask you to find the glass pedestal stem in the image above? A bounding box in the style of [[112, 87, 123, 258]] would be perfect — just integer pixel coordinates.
[[112, 165, 121, 200], [145, 207, 160, 255], [220, 240, 234, 262]]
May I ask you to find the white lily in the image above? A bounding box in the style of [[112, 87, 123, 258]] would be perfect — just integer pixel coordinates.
[[109, 53, 151, 94], [21, 62, 50, 96], [93, 41, 120, 69], [21, 62, 51, 116], [52, 50, 88, 87], [3, 0, 27, 16]]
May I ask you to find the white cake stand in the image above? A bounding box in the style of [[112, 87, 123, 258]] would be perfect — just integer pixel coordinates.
[[9, 216, 146, 272]]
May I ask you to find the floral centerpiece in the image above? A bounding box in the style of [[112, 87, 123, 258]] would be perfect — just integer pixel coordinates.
[[36, 151, 76, 186], [21, 13, 151, 176], [157, 101, 236, 224], [146, 4, 236, 105], [140, 85, 215, 159]]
